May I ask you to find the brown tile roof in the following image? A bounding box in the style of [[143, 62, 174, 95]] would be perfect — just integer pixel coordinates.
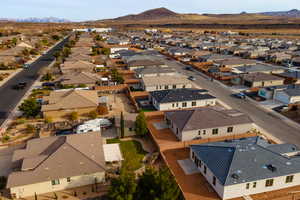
[[7, 132, 106, 188], [41, 90, 99, 112], [60, 60, 95, 73], [55, 71, 101, 85]]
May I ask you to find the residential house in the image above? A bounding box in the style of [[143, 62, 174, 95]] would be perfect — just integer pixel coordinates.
[[190, 136, 300, 199], [141, 75, 192, 92], [274, 88, 300, 104], [241, 72, 285, 88], [214, 58, 257, 69], [149, 88, 216, 111], [60, 60, 96, 74], [165, 108, 253, 141], [277, 72, 300, 84], [127, 59, 165, 70], [54, 71, 101, 87], [7, 132, 106, 198], [41, 90, 99, 119], [232, 64, 285, 75], [135, 66, 176, 78]]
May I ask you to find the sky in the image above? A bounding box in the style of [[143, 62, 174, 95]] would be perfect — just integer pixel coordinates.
[[1, 0, 299, 21]]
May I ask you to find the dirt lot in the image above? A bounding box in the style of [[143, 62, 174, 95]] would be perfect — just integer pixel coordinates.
[[106, 93, 137, 117]]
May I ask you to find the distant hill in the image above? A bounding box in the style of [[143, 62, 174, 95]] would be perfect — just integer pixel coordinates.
[[114, 7, 179, 21], [0, 17, 71, 23], [261, 9, 300, 18]]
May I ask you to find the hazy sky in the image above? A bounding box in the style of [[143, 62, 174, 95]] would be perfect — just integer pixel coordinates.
[[1, 0, 299, 21]]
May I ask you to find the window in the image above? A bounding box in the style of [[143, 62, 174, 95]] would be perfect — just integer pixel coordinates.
[[286, 175, 294, 183], [51, 179, 60, 185], [203, 130, 206, 135], [213, 176, 216, 186], [198, 130, 201, 135], [176, 103, 179, 107], [159, 86, 162, 89], [192, 152, 195, 160], [176, 128, 179, 135], [182, 102, 187, 107], [253, 182, 257, 188], [172, 103, 175, 108], [67, 177, 71, 182], [192, 101, 197, 106], [183, 85, 186, 88], [165, 85, 169, 89], [172, 85, 176, 89], [212, 129, 218, 135], [246, 183, 250, 189], [204, 166, 207, 174], [198, 160, 202, 167], [265, 179, 274, 187], [227, 127, 233, 133]]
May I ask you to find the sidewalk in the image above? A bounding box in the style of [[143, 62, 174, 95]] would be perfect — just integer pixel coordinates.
[[0, 69, 22, 88]]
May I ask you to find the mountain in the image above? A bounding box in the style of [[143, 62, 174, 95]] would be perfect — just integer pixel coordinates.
[[261, 9, 300, 18], [113, 7, 179, 21], [0, 17, 71, 23]]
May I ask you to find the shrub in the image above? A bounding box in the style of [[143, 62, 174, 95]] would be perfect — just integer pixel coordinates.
[[88, 110, 98, 119], [44, 116, 53, 124], [26, 124, 36, 134], [2, 135, 10, 143], [19, 99, 41, 118], [69, 111, 79, 121]]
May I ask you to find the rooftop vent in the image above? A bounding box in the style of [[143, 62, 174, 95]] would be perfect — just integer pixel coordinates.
[[266, 164, 277, 172], [231, 173, 239, 180]]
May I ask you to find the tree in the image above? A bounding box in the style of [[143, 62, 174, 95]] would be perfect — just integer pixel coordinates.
[[120, 112, 125, 138], [11, 37, 18, 46], [135, 111, 148, 136], [41, 72, 53, 81], [26, 124, 36, 134], [69, 111, 79, 121], [89, 110, 98, 119], [101, 48, 110, 56], [51, 35, 60, 41], [135, 167, 181, 200], [111, 68, 124, 84], [19, 99, 41, 118], [108, 168, 137, 200]]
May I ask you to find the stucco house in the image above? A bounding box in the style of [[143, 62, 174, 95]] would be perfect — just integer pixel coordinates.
[[60, 60, 96, 74], [54, 71, 101, 87], [135, 66, 176, 78], [165, 108, 253, 141], [142, 75, 192, 92], [149, 88, 216, 111], [242, 72, 285, 88], [7, 132, 106, 198], [274, 88, 300, 104], [190, 136, 300, 200], [41, 90, 99, 119]]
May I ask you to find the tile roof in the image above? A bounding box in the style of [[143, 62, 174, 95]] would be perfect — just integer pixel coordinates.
[[7, 132, 106, 188], [150, 89, 215, 104], [243, 72, 284, 82], [165, 107, 253, 132], [42, 90, 98, 112], [191, 137, 300, 186], [142, 75, 190, 86]]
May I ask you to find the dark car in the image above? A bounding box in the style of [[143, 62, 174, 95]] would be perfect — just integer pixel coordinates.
[[185, 66, 192, 71], [232, 92, 246, 99], [42, 82, 55, 87], [55, 129, 74, 136], [12, 82, 27, 90]]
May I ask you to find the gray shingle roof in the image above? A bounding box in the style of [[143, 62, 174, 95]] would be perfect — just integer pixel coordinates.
[[150, 89, 215, 103], [191, 137, 300, 186], [165, 107, 253, 132]]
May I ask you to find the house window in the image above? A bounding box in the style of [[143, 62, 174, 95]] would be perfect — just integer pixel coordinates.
[[67, 177, 71, 182], [212, 129, 218, 135], [227, 127, 233, 133], [183, 85, 186, 88], [246, 183, 250, 189], [265, 179, 274, 187], [203, 130, 206, 135], [198, 160, 202, 168], [286, 175, 294, 183], [176, 103, 179, 107], [213, 176, 216, 186], [198, 130, 201, 135], [192, 101, 197, 106], [51, 179, 60, 185], [253, 182, 257, 188], [172, 85, 176, 89], [165, 85, 169, 90], [182, 102, 187, 107], [159, 86, 162, 89], [204, 166, 207, 174], [172, 103, 175, 108], [156, 86, 158, 90]]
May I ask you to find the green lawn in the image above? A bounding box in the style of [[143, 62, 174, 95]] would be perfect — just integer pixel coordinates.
[[107, 138, 148, 170]]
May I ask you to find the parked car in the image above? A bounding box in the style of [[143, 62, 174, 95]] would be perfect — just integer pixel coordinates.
[[12, 82, 27, 90], [188, 76, 196, 81], [42, 82, 55, 87], [232, 92, 246, 99], [185, 66, 192, 71]]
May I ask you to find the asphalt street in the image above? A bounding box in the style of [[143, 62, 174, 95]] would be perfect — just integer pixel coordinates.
[[0, 37, 69, 126], [163, 58, 300, 146]]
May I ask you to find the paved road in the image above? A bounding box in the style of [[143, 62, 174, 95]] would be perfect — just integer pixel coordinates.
[[0, 37, 69, 126], [159, 56, 300, 146]]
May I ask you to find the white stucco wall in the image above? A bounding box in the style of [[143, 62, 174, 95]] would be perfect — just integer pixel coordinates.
[[144, 83, 192, 92], [10, 172, 105, 198], [154, 99, 216, 111]]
